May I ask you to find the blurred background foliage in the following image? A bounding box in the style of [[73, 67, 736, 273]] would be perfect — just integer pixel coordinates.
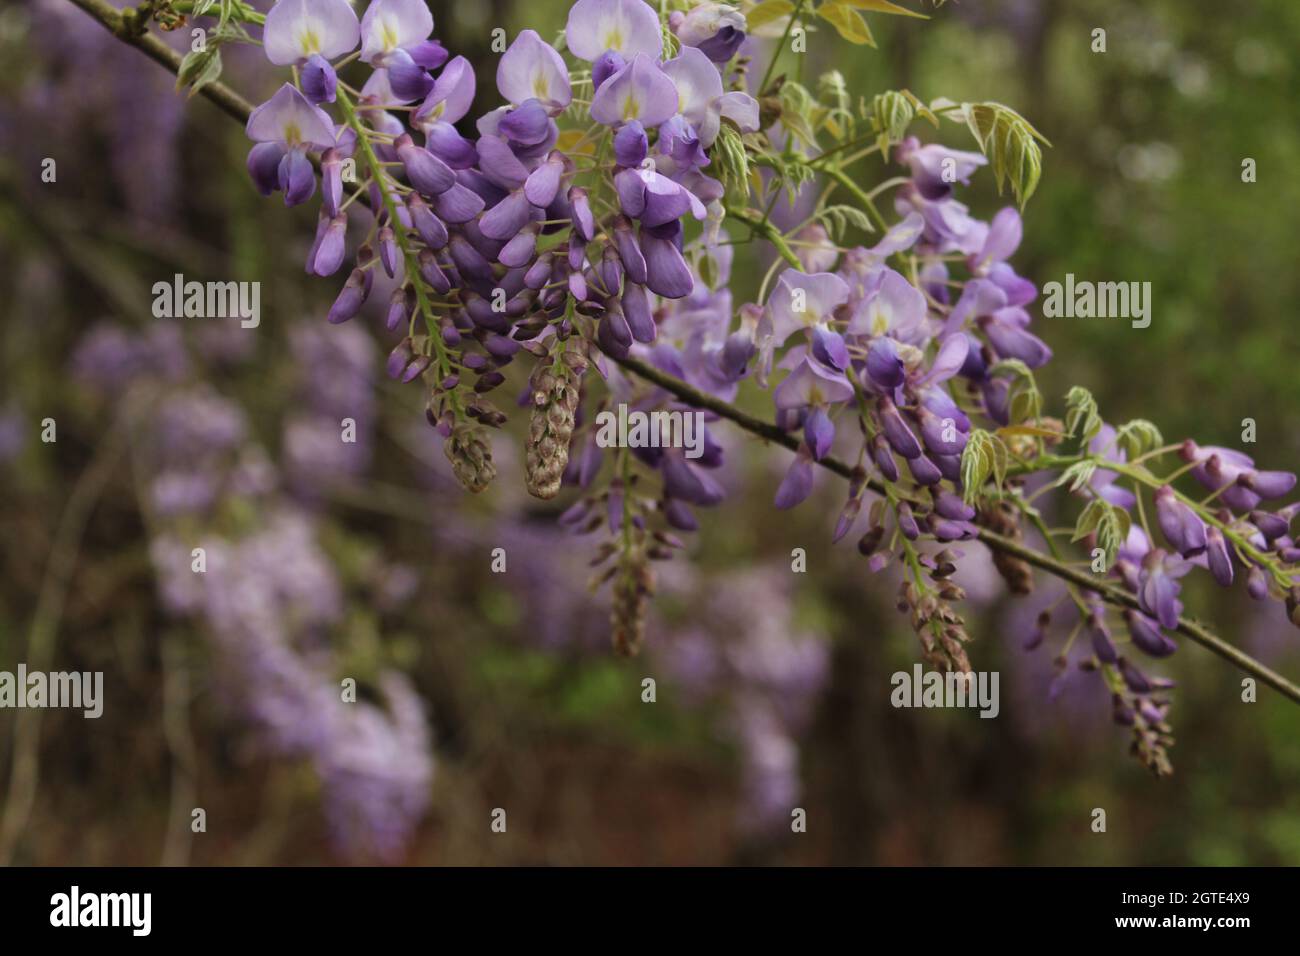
[[0, 0, 1297, 865]]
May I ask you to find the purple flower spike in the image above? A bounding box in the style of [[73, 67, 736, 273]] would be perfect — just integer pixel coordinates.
[[768, 270, 851, 347], [417, 249, 450, 293], [524, 153, 566, 208], [590, 54, 679, 128], [247, 142, 286, 197], [774, 451, 815, 510], [1240, 470, 1298, 500], [300, 54, 338, 104], [614, 121, 649, 167], [498, 228, 538, 268], [1117, 657, 1153, 694], [1154, 485, 1207, 557], [865, 336, 906, 389], [773, 357, 854, 413], [661, 451, 725, 506], [449, 235, 493, 280], [386, 48, 434, 102], [414, 55, 476, 127], [1138, 550, 1185, 630], [384, 288, 410, 331], [569, 187, 596, 243], [601, 247, 625, 296], [810, 326, 850, 372], [877, 397, 922, 460], [1246, 565, 1269, 600], [397, 135, 455, 195], [597, 309, 634, 358], [896, 502, 919, 540], [566, 0, 664, 62], [523, 254, 553, 290], [1250, 509, 1292, 541], [1125, 610, 1178, 658], [263, 0, 360, 67], [677, 3, 747, 62], [871, 435, 900, 482], [374, 226, 399, 278], [1202, 526, 1234, 586], [592, 50, 627, 91], [613, 218, 648, 284], [983, 309, 1052, 368], [909, 454, 942, 486], [897, 137, 987, 201], [480, 191, 534, 241], [360, 0, 433, 67], [320, 148, 343, 216], [1089, 614, 1119, 664], [497, 29, 572, 111], [327, 268, 369, 324], [430, 183, 485, 223], [310, 215, 348, 276], [386, 338, 413, 378], [621, 283, 657, 343], [640, 226, 694, 299], [246, 84, 337, 202], [498, 99, 552, 146], [804, 408, 835, 461], [933, 491, 976, 522], [407, 193, 448, 249]]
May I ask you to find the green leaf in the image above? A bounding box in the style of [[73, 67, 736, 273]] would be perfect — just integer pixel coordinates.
[[176, 45, 223, 97], [1114, 419, 1165, 459], [960, 429, 1009, 505], [958, 101, 1050, 209], [714, 124, 751, 206], [1059, 460, 1098, 494], [870, 90, 914, 156], [989, 358, 1043, 425], [817, 2, 876, 46], [1064, 386, 1103, 444], [815, 204, 874, 240], [839, 0, 929, 17], [778, 80, 821, 147], [1071, 499, 1130, 567], [747, 0, 796, 31]]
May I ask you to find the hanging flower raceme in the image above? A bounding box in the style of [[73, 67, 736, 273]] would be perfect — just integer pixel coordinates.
[[223, 0, 1300, 775]]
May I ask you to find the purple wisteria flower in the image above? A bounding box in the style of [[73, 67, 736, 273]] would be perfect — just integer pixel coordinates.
[[262, 0, 360, 102], [671, 2, 747, 63], [496, 29, 572, 112], [245, 83, 337, 205], [590, 54, 679, 128], [565, 0, 664, 62]]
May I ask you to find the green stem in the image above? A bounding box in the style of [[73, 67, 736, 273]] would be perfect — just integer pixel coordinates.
[[334, 88, 458, 405], [726, 205, 802, 269], [758, 0, 808, 95]]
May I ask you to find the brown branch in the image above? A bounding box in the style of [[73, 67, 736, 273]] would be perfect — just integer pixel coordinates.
[[615, 354, 1300, 706]]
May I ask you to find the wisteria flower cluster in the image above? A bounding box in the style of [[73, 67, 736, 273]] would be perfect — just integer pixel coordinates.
[[71, 317, 432, 860], [147, 0, 1298, 776]]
